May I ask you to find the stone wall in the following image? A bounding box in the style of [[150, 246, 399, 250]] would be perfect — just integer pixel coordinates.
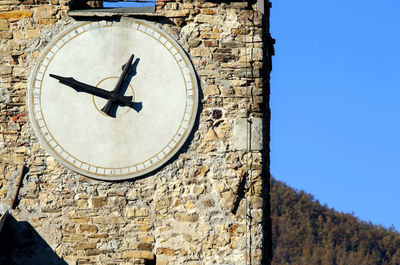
[[0, 0, 271, 264]]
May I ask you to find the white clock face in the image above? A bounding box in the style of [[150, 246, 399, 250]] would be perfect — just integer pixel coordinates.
[[28, 19, 198, 180]]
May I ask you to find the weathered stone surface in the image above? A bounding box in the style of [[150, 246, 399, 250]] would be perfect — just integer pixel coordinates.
[[234, 117, 264, 151], [139, 235, 154, 243], [0, 10, 33, 19], [163, 9, 188, 18], [25, 29, 40, 39], [157, 247, 176, 256], [0, 154, 24, 165], [93, 216, 126, 225], [122, 250, 154, 260], [194, 14, 222, 25], [79, 224, 98, 233], [0, 1, 269, 265], [33, 5, 56, 20], [203, 85, 220, 95], [0, 65, 12, 75], [89, 197, 107, 208], [174, 212, 199, 222], [12, 30, 24, 40], [0, 19, 9, 30]]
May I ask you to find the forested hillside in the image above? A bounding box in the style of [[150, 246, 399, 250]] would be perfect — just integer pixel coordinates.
[[271, 178, 400, 265]]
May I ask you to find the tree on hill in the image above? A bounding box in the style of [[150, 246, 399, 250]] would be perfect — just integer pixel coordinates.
[[270, 178, 400, 265]]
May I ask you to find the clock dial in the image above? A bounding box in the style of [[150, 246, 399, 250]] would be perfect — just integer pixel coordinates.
[[28, 19, 198, 180]]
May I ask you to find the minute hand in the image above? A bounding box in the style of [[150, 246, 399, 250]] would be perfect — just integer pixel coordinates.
[[49, 74, 132, 106]]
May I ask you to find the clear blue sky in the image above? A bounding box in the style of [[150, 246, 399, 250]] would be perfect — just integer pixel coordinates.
[[103, 0, 155, 8], [270, 1, 400, 230]]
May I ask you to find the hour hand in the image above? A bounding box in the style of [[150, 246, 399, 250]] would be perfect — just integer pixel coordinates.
[[49, 74, 132, 106]]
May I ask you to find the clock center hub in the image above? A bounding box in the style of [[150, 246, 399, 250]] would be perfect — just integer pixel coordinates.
[[93, 77, 135, 118]]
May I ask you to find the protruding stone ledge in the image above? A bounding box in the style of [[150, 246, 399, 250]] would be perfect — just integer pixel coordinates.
[[68, 11, 163, 18], [68, 6, 162, 18]]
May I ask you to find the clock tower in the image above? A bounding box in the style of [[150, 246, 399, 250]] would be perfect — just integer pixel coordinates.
[[0, 1, 273, 264]]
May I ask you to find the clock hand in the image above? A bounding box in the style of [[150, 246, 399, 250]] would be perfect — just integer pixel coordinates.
[[101, 54, 135, 116], [49, 74, 133, 107]]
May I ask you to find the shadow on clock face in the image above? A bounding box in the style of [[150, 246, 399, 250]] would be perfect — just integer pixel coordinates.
[[106, 57, 143, 118]]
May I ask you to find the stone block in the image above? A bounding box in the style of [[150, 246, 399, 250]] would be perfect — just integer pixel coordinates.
[[25, 29, 40, 39], [204, 128, 218, 142], [156, 247, 175, 256], [0, 10, 33, 19], [85, 248, 101, 256], [155, 197, 171, 211], [188, 39, 201, 47], [74, 243, 97, 250], [90, 197, 107, 208], [126, 189, 138, 200], [213, 53, 235, 62], [38, 18, 56, 25], [234, 118, 263, 151], [0, 31, 12, 39], [0, 65, 11, 75], [220, 86, 235, 97], [93, 216, 125, 225], [0, 154, 24, 165], [69, 217, 90, 224], [201, 198, 215, 207], [199, 31, 221, 39], [221, 41, 241, 48], [197, 69, 218, 77], [125, 207, 135, 217], [62, 234, 85, 243], [184, 200, 195, 209], [136, 208, 149, 217], [77, 199, 88, 209], [200, 9, 216, 15], [107, 188, 126, 196], [138, 242, 152, 251], [174, 212, 199, 222], [190, 47, 210, 57], [79, 224, 98, 233], [139, 235, 154, 243], [0, 20, 8, 30], [33, 5, 55, 20], [182, 3, 194, 9], [138, 225, 152, 232], [19, 198, 36, 207], [203, 85, 220, 95], [88, 233, 108, 239], [14, 146, 26, 153], [194, 14, 221, 25], [203, 40, 218, 47], [193, 186, 205, 195], [12, 30, 24, 40], [163, 10, 188, 18], [122, 250, 154, 260]]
